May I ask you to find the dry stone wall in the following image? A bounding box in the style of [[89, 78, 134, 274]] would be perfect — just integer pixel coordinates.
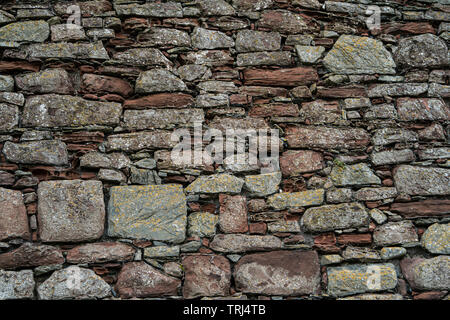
[[0, 0, 449, 300]]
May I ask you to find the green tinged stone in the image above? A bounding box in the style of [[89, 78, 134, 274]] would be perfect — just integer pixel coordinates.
[[267, 189, 324, 210], [421, 223, 450, 254], [187, 212, 219, 237], [185, 174, 244, 194], [0, 20, 49, 43]]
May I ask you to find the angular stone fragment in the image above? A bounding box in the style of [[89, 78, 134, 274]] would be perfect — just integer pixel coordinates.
[[80, 151, 130, 170], [26, 41, 109, 60], [330, 163, 381, 187], [136, 69, 186, 93], [372, 128, 418, 146], [54, 1, 112, 16], [368, 83, 428, 97], [405, 256, 450, 291], [259, 10, 314, 34], [299, 100, 341, 124], [0, 170, 14, 186], [394, 165, 450, 196], [301, 202, 370, 233], [106, 131, 176, 152], [182, 254, 231, 299], [143, 246, 180, 259], [326, 188, 353, 204], [0, 103, 18, 131], [0, 242, 64, 270], [15, 69, 73, 94], [196, 94, 229, 107], [235, 250, 320, 296], [354, 187, 398, 201], [244, 67, 318, 86], [198, 81, 238, 94], [0, 75, 13, 92], [82, 73, 133, 97], [210, 234, 282, 253], [323, 35, 396, 74], [342, 247, 381, 262], [237, 51, 290, 66], [191, 27, 234, 49], [0, 270, 34, 300], [183, 50, 234, 67], [219, 194, 248, 233], [371, 149, 415, 166], [66, 243, 136, 264], [396, 98, 449, 121], [0, 187, 29, 241], [373, 221, 418, 247], [380, 247, 406, 260], [296, 45, 325, 64], [236, 30, 280, 52], [0, 92, 24, 106], [123, 109, 204, 130], [51, 24, 86, 42], [38, 180, 105, 242], [3, 140, 68, 166], [108, 185, 186, 243], [395, 34, 448, 68], [232, 0, 273, 12], [178, 64, 211, 82], [0, 20, 49, 43], [390, 200, 450, 218], [188, 212, 219, 238], [286, 126, 370, 150], [418, 148, 450, 160], [244, 172, 281, 197], [138, 28, 191, 47], [185, 174, 244, 194], [327, 264, 397, 297], [113, 48, 171, 67], [421, 223, 450, 254], [38, 266, 111, 300], [22, 94, 122, 127], [115, 262, 180, 298], [267, 189, 324, 210], [115, 2, 183, 17]]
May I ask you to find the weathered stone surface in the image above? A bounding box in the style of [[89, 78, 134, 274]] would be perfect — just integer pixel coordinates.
[[0, 20, 49, 43], [196, 94, 229, 107], [26, 41, 109, 60], [0, 75, 13, 92], [188, 212, 219, 237], [115, 2, 183, 17], [418, 148, 450, 160], [371, 149, 415, 166], [0, 242, 64, 270], [258, 10, 314, 34], [0, 170, 14, 186], [0, 103, 18, 131], [394, 34, 448, 68], [138, 28, 191, 47], [80, 151, 130, 170], [390, 200, 450, 218], [124, 93, 194, 109], [244, 67, 318, 86], [3, 140, 68, 166], [394, 165, 450, 196], [236, 30, 280, 52], [286, 126, 370, 150], [323, 35, 396, 74], [37, 180, 105, 242], [296, 45, 325, 64], [15, 69, 73, 94], [108, 185, 186, 243], [0, 187, 28, 241], [0, 92, 24, 106], [82, 73, 133, 97], [183, 50, 234, 67], [421, 223, 450, 254], [299, 100, 341, 124], [372, 128, 418, 146], [373, 221, 418, 247], [123, 109, 204, 130], [38, 266, 111, 300], [22, 94, 122, 127], [237, 51, 292, 66], [143, 246, 180, 259], [113, 48, 171, 67], [219, 194, 248, 233], [403, 256, 450, 291], [185, 174, 244, 194], [182, 254, 231, 299], [267, 189, 324, 210], [244, 172, 281, 196], [51, 24, 86, 42], [136, 69, 187, 93], [396, 98, 449, 121], [235, 250, 320, 296], [178, 64, 211, 82], [368, 83, 428, 97], [0, 270, 34, 300], [66, 243, 136, 264], [115, 262, 180, 298], [342, 247, 381, 262], [326, 188, 353, 204], [232, 0, 273, 12], [191, 27, 234, 49], [106, 131, 176, 152], [210, 234, 282, 253], [354, 187, 398, 201], [327, 264, 397, 297], [197, 0, 236, 16], [302, 202, 370, 233], [331, 163, 381, 187], [380, 247, 406, 260]]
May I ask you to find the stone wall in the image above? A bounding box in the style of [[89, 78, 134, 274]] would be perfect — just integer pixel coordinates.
[[0, 0, 449, 300]]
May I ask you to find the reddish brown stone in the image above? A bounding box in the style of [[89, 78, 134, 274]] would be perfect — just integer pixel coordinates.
[[66, 242, 136, 264], [381, 22, 435, 35], [280, 150, 324, 176], [337, 234, 372, 245], [400, 257, 424, 290], [115, 262, 181, 298], [249, 222, 267, 235], [0, 171, 15, 186], [0, 61, 40, 73], [58, 131, 104, 143], [0, 242, 64, 270], [249, 103, 300, 117], [239, 86, 288, 97], [219, 194, 248, 233], [413, 291, 447, 300], [182, 254, 231, 299], [248, 199, 268, 212], [316, 85, 367, 98], [0, 187, 29, 241], [230, 94, 251, 105], [244, 67, 318, 87], [82, 73, 133, 97], [390, 200, 450, 217], [314, 233, 340, 253], [123, 93, 195, 109]]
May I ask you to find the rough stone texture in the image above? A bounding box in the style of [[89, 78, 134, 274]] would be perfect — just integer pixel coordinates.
[[219, 194, 248, 233], [258, 10, 314, 34], [123, 109, 204, 130], [192, 27, 234, 50], [0, 242, 64, 270], [80, 151, 130, 170], [115, 262, 180, 298], [187, 212, 219, 238], [267, 189, 324, 210], [324, 35, 396, 74], [136, 69, 186, 94], [113, 48, 171, 67], [402, 256, 450, 291], [182, 254, 231, 299], [330, 163, 381, 187], [397, 98, 449, 121], [235, 250, 320, 296], [185, 174, 244, 194], [210, 234, 282, 253], [0, 187, 29, 241], [15, 69, 73, 94], [394, 165, 450, 196], [3, 140, 68, 166], [394, 34, 448, 68], [236, 30, 281, 52], [38, 266, 111, 300], [0, 20, 49, 43], [108, 185, 187, 243], [25, 42, 109, 60], [0, 270, 35, 300], [244, 172, 281, 196], [421, 223, 450, 254], [0, 103, 19, 131], [37, 180, 105, 242], [66, 242, 136, 264], [280, 150, 324, 175], [373, 221, 419, 247]]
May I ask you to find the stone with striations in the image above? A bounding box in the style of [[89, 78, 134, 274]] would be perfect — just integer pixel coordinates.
[[396, 98, 449, 121], [66, 242, 136, 264], [191, 27, 235, 49], [210, 234, 282, 253], [394, 34, 448, 68], [421, 223, 449, 254], [267, 189, 324, 210], [15, 69, 73, 94], [2, 140, 68, 166], [258, 10, 314, 34], [368, 83, 428, 97], [0, 242, 64, 270], [373, 221, 418, 247], [136, 69, 186, 93]]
